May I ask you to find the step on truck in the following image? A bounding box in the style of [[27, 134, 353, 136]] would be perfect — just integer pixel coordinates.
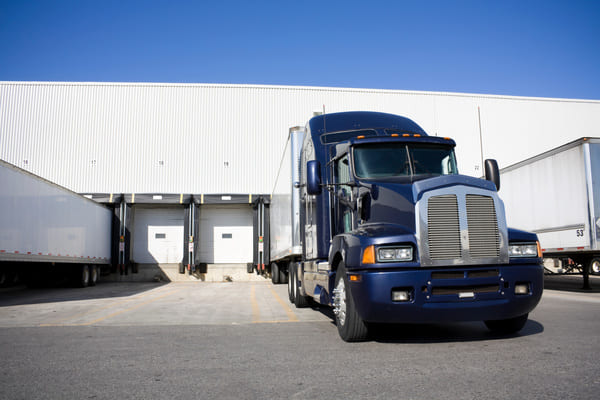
[[0, 159, 112, 288], [270, 111, 544, 341]]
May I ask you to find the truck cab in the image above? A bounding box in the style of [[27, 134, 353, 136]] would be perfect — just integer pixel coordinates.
[[290, 111, 543, 341]]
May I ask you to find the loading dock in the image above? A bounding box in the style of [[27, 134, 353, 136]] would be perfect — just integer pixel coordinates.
[[199, 204, 253, 264]]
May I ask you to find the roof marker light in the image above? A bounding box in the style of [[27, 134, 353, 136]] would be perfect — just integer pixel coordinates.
[[391, 134, 399, 137], [414, 134, 421, 137], [402, 134, 410, 137]]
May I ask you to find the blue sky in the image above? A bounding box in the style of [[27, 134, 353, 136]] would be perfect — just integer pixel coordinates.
[[1, 0, 599, 99]]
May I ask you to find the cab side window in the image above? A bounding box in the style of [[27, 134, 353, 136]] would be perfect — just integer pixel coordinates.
[[335, 155, 352, 233]]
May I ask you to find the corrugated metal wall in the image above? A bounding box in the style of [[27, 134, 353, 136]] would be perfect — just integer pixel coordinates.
[[1, 82, 599, 194]]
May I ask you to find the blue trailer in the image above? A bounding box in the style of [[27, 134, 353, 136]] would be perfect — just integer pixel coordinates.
[[277, 111, 543, 341]]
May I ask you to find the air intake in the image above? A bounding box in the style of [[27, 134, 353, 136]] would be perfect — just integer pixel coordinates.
[[466, 194, 500, 258], [427, 195, 461, 260], [423, 192, 503, 265]]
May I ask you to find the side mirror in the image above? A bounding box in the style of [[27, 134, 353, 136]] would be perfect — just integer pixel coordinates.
[[358, 192, 371, 221], [484, 159, 500, 191], [306, 160, 322, 195]]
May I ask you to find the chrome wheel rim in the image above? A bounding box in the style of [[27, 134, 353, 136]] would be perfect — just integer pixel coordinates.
[[333, 278, 347, 327], [592, 260, 600, 274]]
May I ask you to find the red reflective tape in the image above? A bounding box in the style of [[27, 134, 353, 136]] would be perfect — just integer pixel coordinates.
[[557, 248, 564, 251], [577, 247, 584, 250], [27, 252, 32, 255], [14, 251, 19, 254], [0, 250, 5, 253]]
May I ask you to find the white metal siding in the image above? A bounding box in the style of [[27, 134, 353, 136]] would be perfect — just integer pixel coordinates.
[[501, 145, 589, 250], [132, 206, 184, 264], [1, 82, 600, 195], [0, 160, 111, 262], [199, 205, 253, 264]]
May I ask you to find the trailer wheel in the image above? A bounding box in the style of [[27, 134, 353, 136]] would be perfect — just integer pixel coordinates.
[[89, 265, 98, 286], [279, 266, 288, 284], [589, 258, 600, 275], [333, 262, 368, 342], [77, 265, 90, 288], [291, 263, 309, 308], [484, 313, 528, 335], [271, 263, 280, 284], [287, 264, 294, 303]]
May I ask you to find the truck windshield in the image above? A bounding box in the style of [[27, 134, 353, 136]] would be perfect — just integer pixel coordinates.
[[353, 143, 458, 179]]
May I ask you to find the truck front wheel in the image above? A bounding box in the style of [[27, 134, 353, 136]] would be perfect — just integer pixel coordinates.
[[333, 262, 369, 342], [484, 313, 528, 335]]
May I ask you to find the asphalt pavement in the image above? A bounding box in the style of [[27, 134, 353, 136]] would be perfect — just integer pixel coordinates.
[[0, 276, 598, 400]]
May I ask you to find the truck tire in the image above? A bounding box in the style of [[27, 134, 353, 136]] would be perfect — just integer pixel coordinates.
[[484, 313, 528, 335], [589, 258, 600, 275], [77, 265, 90, 288], [288, 264, 294, 303], [89, 265, 98, 286], [271, 263, 280, 284], [333, 262, 369, 342], [292, 263, 309, 308], [279, 266, 288, 284]]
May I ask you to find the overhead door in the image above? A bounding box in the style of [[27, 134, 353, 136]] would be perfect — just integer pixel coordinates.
[[199, 205, 253, 264], [132, 206, 184, 264]]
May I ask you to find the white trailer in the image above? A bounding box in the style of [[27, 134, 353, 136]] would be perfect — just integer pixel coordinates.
[[0, 159, 112, 287], [500, 138, 599, 285], [268, 126, 305, 284]]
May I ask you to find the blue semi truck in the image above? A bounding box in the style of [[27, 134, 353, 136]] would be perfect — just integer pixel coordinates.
[[270, 111, 543, 341]]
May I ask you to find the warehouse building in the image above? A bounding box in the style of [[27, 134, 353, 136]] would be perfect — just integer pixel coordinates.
[[1, 82, 599, 280]]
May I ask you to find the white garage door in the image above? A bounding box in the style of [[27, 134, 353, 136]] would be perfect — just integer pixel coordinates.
[[132, 206, 184, 264], [199, 205, 253, 264]]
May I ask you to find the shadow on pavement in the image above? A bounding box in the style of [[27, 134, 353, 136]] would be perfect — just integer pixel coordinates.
[[368, 319, 544, 344], [0, 281, 168, 307], [544, 274, 600, 293], [311, 300, 544, 343]]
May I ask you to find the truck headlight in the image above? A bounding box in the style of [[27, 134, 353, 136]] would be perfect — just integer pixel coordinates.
[[509, 242, 541, 258], [376, 246, 413, 262]]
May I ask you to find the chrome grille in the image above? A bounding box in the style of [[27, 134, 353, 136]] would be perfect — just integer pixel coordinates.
[[425, 193, 500, 262], [427, 195, 461, 260], [466, 195, 500, 258]]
